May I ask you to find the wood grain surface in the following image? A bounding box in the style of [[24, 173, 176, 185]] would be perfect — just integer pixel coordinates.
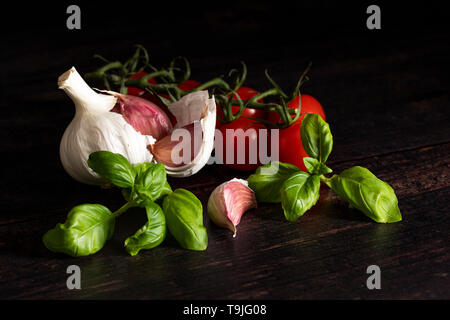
[[0, 2, 449, 300]]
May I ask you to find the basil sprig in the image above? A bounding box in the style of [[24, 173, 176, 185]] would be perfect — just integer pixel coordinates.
[[248, 113, 402, 223], [43, 151, 207, 257]]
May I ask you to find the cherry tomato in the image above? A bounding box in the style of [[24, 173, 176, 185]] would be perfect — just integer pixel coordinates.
[[216, 87, 266, 128], [126, 72, 157, 97], [178, 79, 201, 91], [268, 95, 326, 172], [267, 94, 325, 124], [217, 117, 268, 171], [276, 121, 310, 171]]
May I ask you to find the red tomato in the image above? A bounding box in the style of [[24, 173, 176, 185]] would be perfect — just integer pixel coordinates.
[[178, 79, 201, 91], [216, 87, 266, 128], [277, 121, 310, 171], [268, 95, 326, 172], [267, 94, 326, 124], [217, 118, 268, 171], [126, 72, 157, 97]]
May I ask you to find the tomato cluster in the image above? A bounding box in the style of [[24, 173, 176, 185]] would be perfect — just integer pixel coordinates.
[[126, 73, 326, 172], [217, 89, 326, 172]]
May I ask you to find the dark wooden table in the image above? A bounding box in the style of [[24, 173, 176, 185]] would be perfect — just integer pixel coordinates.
[[1, 2, 449, 300]]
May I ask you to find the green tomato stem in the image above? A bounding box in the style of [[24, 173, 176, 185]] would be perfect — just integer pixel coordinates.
[[193, 77, 231, 91], [85, 46, 312, 129]]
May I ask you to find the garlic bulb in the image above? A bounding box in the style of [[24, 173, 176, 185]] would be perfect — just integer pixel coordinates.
[[58, 67, 216, 184], [207, 178, 257, 237]]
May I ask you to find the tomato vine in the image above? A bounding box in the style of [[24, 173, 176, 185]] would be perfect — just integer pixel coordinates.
[[85, 44, 312, 128]]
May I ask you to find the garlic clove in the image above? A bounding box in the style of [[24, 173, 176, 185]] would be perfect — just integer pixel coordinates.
[[110, 93, 173, 140], [150, 121, 202, 167], [207, 178, 257, 237], [163, 91, 217, 177]]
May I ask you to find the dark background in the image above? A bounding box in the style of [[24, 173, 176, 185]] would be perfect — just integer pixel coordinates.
[[0, 1, 449, 300]]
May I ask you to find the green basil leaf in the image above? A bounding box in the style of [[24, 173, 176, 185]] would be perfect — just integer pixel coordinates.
[[88, 151, 135, 188], [132, 162, 154, 177], [300, 113, 333, 163], [122, 187, 133, 203], [134, 163, 167, 203], [281, 171, 321, 222], [124, 163, 171, 206], [124, 202, 166, 256], [247, 161, 300, 203], [42, 204, 115, 257], [163, 189, 207, 251], [122, 181, 172, 206], [329, 166, 402, 223], [303, 157, 333, 175], [159, 181, 173, 198]]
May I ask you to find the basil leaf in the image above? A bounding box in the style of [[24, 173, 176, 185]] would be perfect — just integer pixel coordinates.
[[124, 202, 166, 256], [42, 204, 115, 257], [122, 163, 171, 206], [163, 189, 208, 251], [121, 187, 133, 203], [247, 161, 300, 203], [303, 157, 333, 175], [134, 163, 167, 203], [88, 151, 135, 188], [300, 113, 333, 163], [159, 181, 173, 199], [281, 171, 321, 222], [132, 162, 154, 177], [329, 166, 402, 223]]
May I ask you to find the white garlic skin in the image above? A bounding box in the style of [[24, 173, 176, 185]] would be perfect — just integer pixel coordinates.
[[59, 67, 155, 185], [163, 91, 217, 177]]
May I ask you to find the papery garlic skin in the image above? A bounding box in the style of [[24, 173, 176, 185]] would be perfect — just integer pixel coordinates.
[[163, 91, 217, 177], [207, 178, 257, 236], [59, 67, 155, 185]]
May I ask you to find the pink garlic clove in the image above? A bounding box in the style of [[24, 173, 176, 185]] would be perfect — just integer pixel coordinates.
[[150, 121, 203, 167], [207, 179, 257, 237], [110, 93, 173, 140]]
